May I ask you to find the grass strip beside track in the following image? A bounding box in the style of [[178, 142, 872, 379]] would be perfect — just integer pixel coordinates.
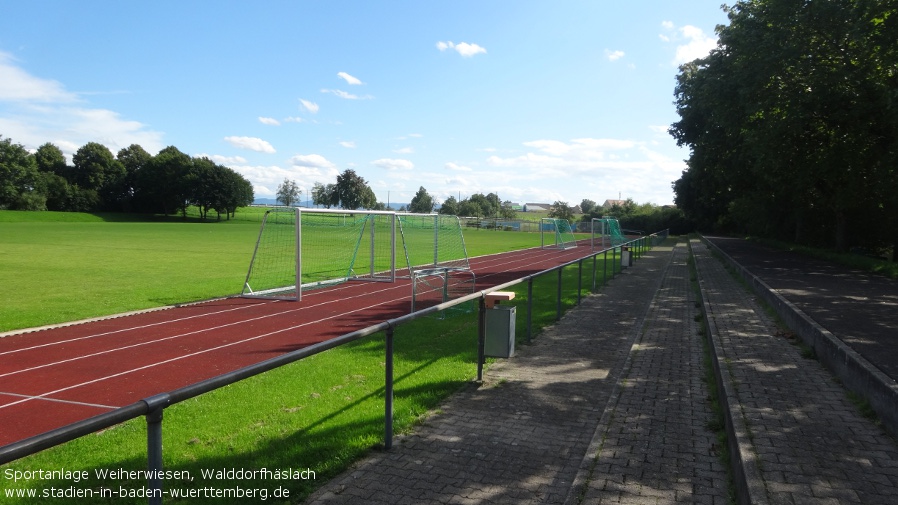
[[0, 210, 557, 333], [1, 210, 610, 503]]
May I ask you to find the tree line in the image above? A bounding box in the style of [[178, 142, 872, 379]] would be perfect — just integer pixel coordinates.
[[670, 0, 898, 252], [0, 135, 253, 220], [276, 170, 520, 218], [277, 173, 688, 234]]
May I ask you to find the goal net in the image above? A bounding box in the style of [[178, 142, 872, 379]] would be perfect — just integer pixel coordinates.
[[397, 214, 476, 312], [397, 214, 470, 276], [540, 218, 577, 249], [411, 268, 477, 313], [241, 208, 396, 301], [591, 217, 626, 249]]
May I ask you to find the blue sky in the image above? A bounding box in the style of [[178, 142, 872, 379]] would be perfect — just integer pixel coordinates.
[[0, 1, 728, 207]]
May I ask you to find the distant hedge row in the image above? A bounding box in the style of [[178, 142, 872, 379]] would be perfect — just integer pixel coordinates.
[[1, 136, 253, 219]]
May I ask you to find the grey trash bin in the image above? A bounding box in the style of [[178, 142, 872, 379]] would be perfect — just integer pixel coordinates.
[[484, 306, 516, 358]]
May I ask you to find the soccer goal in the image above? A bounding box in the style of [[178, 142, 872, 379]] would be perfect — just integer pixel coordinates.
[[540, 218, 577, 249], [241, 208, 397, 301], [591, 217, 626, 249], [410, 267, 477, 313], [397, 214, 476, 312], [397, 214, 471, 275]]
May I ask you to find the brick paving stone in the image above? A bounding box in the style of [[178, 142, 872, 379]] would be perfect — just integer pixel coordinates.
[[304, 237, 898, 505], [573, 243, 728, 504], [305, 243, 682, 504], [691, 238, 898, 505]]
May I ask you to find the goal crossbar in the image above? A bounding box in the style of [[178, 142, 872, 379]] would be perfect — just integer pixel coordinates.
[[240, 208, 472, 303]]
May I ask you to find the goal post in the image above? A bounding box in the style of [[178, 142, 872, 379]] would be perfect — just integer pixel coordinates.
[[241, 208, 300, 300], [241, 209, 475, 307], [591, 217, 626, 249], [241, 208, 397, 301], [398, 213, 476, 312], [397, 214, 471, 276], [540, 218, 577, 249], [411, 267, 477, 313]]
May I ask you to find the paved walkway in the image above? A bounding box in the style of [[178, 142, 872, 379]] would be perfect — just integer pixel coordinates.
[[691, 238, 898, 504], [304, 238, 898, 504]]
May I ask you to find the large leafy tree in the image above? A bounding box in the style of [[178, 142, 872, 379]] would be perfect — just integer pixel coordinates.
[[215, 167, 253, 219], [135, 145, 193, 216], [311, 182, 334, 208], [408, 186, 435, 213], [72, 142, 126, 210], [276, 178, 300, 206], [438, 195, 459, 215], [670, 0, 898, 251], [333, 169, 375, 210], [548, 201, 574, 222], [35, 143, 68, 177], [0, 136, 40, 210], [117, 144, 153, 211]]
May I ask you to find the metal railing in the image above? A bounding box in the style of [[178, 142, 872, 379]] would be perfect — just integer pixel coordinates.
[[0, 230, 668, 503]]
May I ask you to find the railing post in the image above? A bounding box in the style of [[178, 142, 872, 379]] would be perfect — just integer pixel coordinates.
[[603, 250, 608, 285], [556, 267, 563, 322], [577, 259, 583, 305], [526, 277, 534, 344], [146, 408, 163, 505], [591, 254, 597, 292], [611, 247, 617, 279], [384, 325, 394, 450], [143, 393, 170, 505], [477, 296, 486, 381]]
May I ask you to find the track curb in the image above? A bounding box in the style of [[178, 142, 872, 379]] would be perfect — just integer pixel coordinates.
[[700, 235, 898, 441], [689, 239, 768, 505]]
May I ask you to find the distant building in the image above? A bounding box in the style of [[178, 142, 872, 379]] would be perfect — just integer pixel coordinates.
[[602, 199, 626, 209], [523, 203, 552, 212]]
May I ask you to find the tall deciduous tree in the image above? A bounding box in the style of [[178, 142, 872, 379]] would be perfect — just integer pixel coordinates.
[[136, 146, 192, 216], [333, 169, 375, 210], [408, 186, 435, 213], [276, 178, 300, 206], [0, 136, 40, 210], [548, 201, 574, 222], [670, 0, 898, 251], [117, 144, 153, 211]]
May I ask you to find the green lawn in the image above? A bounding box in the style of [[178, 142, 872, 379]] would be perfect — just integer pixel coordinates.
[[0, 209, 620, 503]]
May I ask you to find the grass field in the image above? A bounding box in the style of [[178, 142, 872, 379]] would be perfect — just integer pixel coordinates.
[[0, 210, 553, 333], [0, 209, 616, 503]]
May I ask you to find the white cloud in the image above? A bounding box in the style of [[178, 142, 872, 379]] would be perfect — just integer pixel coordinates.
[[195, 153, 248, 164], [393, 147, 414, 154], [289, 153, 336, 169], [337, 72, 363, 85], [0, 51, 164, 155], [258, 116, 280, 125], [436, 41, 487, 58], [339, 141, 356, 148], [224, 136, 276, 153], [445, 162, 472, 172], [372, 158, 414, 171], [605, 49, 625, 62], [482, 137, 683, 205], [284, 116, 305, 123], [299, 99, 319, 113], [0, 51, 78, 103], [321, 89, 373, 100], [662, 22, 718, 66], [229, 163, 338, 198]]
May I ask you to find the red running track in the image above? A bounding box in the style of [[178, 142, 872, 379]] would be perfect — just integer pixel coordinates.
[[0, 242, 607, 447]]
